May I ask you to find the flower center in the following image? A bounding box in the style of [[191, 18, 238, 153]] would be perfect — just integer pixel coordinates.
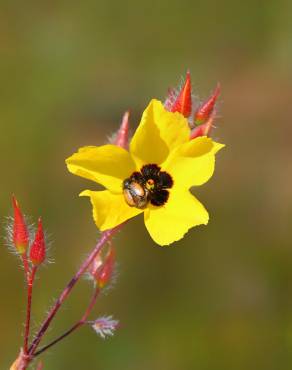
[[122, 164, 173, 209]]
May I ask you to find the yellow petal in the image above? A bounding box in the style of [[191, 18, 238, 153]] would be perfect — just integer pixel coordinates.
[[66, 145, 136, 193], [163, 136, 224, 189], [212, 141, 225, 154], [144, 188, 209, 246], [130, 99, 190, 167], [81, 190, 143, 231]]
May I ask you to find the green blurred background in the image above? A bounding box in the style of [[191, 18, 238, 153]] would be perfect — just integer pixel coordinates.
[[1, 1, 292, 369]]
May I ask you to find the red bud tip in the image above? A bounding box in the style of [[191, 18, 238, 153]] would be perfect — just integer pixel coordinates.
[[12, 196, 29, 254], [170, 71, 192, 117], [29, 218, 46, 265], [115, 111, 130, 149], [194, 83, 220, 125]]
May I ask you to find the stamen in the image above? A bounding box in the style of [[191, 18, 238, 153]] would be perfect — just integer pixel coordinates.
[[146, 179, 155, 190]]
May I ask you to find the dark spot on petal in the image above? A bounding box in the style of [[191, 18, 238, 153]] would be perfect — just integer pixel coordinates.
[[141, 164, 161, 179], [158, 171, 173, 188], [131, 171, 144, 182], [150, 189, 169, 206]]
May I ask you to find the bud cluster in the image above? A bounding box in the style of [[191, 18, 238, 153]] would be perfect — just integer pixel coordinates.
[[164, 71, 220, 139], [109, 71, 220, 151], [7, 196, 121, 369], [11, 196, 47, 267]]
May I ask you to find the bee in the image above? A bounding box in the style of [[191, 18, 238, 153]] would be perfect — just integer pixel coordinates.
[[123, 178, 149, 209]]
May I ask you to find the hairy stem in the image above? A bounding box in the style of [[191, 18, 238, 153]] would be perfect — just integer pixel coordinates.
[[21, 254, 30, 282], [28, 226, 120, 357], [23, 266, 37, 353], [34, 287, 100, 357]]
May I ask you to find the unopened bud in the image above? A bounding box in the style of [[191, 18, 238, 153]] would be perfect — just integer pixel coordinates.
[[12, 196, 29, 254], [89, 246, 115, 289], [194, 83, 220, 125], [29, 218, 46, 265], [170, 71, 192, 118]]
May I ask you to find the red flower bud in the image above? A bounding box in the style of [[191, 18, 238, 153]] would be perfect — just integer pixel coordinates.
[[90, 246, 115, 289], [98, 247, 115, 288], [12, 196, 29, 254], [170, 71, 192, 118], [29, 218, 46, 265], [194, 83, 220, 125], [115, 111, 130, 149]]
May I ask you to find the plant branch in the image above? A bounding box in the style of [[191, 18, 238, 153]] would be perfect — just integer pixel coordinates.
[[34, 287, 100, 357], [28, 226, 121, 357], [23, 266, 37, 353]]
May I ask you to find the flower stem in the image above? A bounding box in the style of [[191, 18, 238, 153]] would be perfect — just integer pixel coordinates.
[[23, 266, 37, 354], [21, 254, 30, 282], [34, 287, 100, 357], [28, 227, 120, 357]]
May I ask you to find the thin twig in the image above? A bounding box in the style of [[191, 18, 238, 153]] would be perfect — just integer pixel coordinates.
[[34, 287, 100, 357], [23, 266, 37, 353], [28, 226, 120, 357]]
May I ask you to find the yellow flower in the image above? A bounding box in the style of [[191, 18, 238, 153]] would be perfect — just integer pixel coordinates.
[[66, 99, 224, 246]]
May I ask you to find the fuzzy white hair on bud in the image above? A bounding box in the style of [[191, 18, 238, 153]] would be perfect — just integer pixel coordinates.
[[4, 215, 35, 256]]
